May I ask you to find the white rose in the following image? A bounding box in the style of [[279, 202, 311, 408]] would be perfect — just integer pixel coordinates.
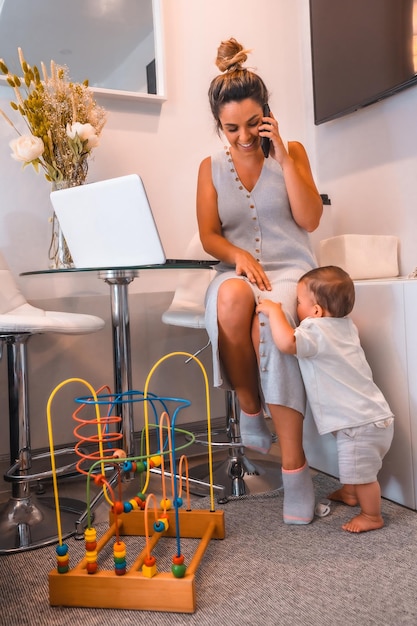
[[66, 122, 99, 148], [10, 135, 44, 163]]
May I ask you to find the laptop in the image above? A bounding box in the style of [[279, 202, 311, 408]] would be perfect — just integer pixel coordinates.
[[50, 174, 217, 270]]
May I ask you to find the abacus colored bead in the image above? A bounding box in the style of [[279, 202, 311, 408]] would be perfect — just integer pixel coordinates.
[[150, 455, 162, 467], [144, 555, 156, 567], [174, 496, 183, 508], [85, 541, 97, 552], [160, 498, 172, 510], [56, 555, 69, 564], [114, 541, 126, 552], [56, 543, 69, 556], [142, 563, 157, 578], [86, 562, 98, 574], [84, 528, 96, 542], [153, 520, 165, 533], [172, 554, 185, 565], [123, 501, 133, 513], [171, 563, 187, 578], [114, 555, 126, 565], [93, 473, 107, 486], [136, 461, 145, 473], [112, 501, 124, 515], [112, 448, 126, 459], [122, 460, 132, 472], [115, 567, 126, 576]]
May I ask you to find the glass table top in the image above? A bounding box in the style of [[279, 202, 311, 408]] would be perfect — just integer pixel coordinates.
[[21, 259, 219, 276]]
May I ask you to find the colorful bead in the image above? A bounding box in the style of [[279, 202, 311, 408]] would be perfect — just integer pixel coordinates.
[[153, 520, 165, 533], [171, 563, 187, 578], [56, 543, 69, 573], [172, 554, 184, 565], [160, 498, 172, 510], [150, 455, 162, 467], [142, 562, 157, 578], [112, 448, 126, 459], [112, 501, 124, 515], [136, 461, 145, 473], [56, 543, 69, 556], [93, 473, 106, 486], [84, 528, 96, 542], [86, 562, 98, 574], [114, 541, 126, 576]]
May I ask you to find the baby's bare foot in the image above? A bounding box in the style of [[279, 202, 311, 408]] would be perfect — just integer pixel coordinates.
[[328, 487, 358, 506], [342, 513, 384, 533]]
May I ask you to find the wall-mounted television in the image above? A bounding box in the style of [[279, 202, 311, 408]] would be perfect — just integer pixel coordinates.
[[310, 0, 417, 125]]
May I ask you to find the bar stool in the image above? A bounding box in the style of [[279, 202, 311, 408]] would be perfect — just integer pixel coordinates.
[[162, 233, 282, 501], [0, 251, 105, 553]]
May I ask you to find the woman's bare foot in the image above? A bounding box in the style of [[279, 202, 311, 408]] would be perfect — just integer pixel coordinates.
[[328, 486, 358, 506], [342, 512, 384, 533]]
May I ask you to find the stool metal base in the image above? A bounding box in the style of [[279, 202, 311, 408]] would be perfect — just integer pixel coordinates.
[[188, 451, 282, 502], [0, 493, 86, 554]]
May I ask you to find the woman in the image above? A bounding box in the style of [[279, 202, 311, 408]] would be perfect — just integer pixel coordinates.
[[197, 38, 323, 524]]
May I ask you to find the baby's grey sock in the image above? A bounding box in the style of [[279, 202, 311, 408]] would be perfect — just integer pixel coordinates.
[[239, 409, 272, 454], [282, 462, 315, 524]]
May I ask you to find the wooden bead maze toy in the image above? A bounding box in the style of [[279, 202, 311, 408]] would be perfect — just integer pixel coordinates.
[[46, 352, 225, 613]]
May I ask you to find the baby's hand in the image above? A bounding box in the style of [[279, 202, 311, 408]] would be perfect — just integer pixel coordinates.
[[256, 298, 282, 316]]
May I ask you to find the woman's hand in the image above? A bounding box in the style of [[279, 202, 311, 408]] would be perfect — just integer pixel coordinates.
[[259, 109, 287, 165], [234, 249, 271, 291]]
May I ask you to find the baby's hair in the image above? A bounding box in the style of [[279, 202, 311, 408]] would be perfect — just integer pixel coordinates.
[[208, 37, 269, 133], [299, 266, 355, 317]]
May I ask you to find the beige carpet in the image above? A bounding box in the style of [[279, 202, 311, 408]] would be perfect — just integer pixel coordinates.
[[1, 472, 417, 625]]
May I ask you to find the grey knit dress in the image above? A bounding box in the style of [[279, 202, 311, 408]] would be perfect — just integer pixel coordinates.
[[204, 148, 317, 414]]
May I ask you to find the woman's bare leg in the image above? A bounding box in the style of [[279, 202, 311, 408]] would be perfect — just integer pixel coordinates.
[[268, 404, 315, 524], [217, 279, 260, 412], [217, 279, 271, 451]]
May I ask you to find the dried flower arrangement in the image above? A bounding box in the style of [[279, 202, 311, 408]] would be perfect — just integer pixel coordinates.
[[0, 47, 107, 186]]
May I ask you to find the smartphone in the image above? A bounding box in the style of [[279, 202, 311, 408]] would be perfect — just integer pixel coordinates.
[[261, 103, 271, 158]]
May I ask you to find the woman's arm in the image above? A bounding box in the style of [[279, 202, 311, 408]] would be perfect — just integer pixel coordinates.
[[260, 112, 323, 232], [283, 141, 323, 232], [196, 157, 271, 290]]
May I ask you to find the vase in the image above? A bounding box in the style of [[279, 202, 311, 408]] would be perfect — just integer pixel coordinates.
[[49, 177, 84, 269]]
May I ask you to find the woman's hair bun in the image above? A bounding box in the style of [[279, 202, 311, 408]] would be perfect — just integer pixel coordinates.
[[215, 37, 251, 72]]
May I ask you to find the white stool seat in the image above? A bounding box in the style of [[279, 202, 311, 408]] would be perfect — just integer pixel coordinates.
[[0, 301, 104, 334]]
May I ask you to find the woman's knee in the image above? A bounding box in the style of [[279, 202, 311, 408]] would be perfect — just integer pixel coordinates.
[[217, 279, 255, 321]]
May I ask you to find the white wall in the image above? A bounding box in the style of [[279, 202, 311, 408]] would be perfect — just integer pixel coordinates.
[[0, 0, 416, 457], [298, 4, 417, 276]]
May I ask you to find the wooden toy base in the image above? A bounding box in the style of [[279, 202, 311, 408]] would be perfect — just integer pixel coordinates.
[[49, 508, 225, 613]]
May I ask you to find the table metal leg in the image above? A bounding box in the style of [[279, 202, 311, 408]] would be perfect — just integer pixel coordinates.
[[101, 270, 138, 458]]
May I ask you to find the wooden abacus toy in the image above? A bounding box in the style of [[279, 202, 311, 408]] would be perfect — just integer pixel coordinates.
[[46, 353, 225, 613]]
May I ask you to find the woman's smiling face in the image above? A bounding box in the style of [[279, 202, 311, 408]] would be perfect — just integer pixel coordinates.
[[219, 98, 264, 154]]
